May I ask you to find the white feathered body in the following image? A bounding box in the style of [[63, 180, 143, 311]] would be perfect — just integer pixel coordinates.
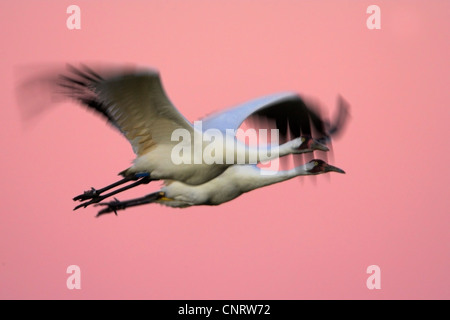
[[158, 164, 309, 207]]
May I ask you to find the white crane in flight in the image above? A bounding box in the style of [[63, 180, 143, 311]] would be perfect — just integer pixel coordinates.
[[53, 64, 348, 211]]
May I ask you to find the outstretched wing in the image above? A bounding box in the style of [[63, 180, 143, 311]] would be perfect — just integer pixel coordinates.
[[201, 92, 349, 168], [202, 92, 348, 142], [58, 64, 193, 156]]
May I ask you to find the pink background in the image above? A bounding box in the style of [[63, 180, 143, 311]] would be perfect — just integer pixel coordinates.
[[0, 1, 449, 299]]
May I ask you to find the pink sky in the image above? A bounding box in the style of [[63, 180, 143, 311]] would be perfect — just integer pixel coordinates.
[[0, 1, 449, 299]]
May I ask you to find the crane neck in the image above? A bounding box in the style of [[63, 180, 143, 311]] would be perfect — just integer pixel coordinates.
[[232, 140, 294, 164], [239, 164, 311, 192]]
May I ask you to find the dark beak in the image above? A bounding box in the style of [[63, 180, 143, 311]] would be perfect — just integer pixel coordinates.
[[311, 140, 329, 152], [326, 164, 346, 174]]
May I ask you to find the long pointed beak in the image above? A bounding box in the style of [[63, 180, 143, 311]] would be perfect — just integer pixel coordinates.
[[326, 164, 346, 174], [311, 140, 329, 152]]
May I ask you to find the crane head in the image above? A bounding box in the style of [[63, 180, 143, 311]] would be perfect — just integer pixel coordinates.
[[293, 136, 329, 153], [307, 159, 345, 174]]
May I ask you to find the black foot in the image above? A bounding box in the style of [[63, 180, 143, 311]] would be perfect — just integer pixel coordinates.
[[73, 194, 109, 211], [73, 187, 100, 201], [95, 199, 125, 217]]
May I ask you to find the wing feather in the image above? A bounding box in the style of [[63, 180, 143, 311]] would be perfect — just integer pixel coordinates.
[[201, 92, 346, 142], [201, 92, 349, 168], [58, 65, 193, 156]]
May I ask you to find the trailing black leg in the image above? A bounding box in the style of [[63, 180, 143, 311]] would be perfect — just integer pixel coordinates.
[[73, 176, 138, 201], [95, 191, 165, 217]]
